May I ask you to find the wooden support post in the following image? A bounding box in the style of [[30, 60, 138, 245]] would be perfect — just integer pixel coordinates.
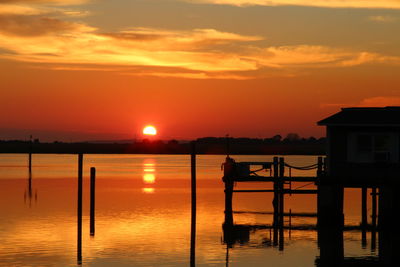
[[361, 187, 367, 248], [317, 157, 323, 178], [272, 157, 279, 246], [90, 167, 96, 236], [317, 184, 344, 265], [377, 184, 400, 265], [371, 187, 377, 252], [28, 135, 32, 174], [361, 187, 367, 227], [77, 153, 83, 265], [279, 157, 285, 225], [190, 142, 196, 267], [28, 153, 32, 174], [278, 157, 285, 251]]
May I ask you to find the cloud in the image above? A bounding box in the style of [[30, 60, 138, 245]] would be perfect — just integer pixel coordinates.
[[320, 96, 400, 109], [0, 0, 88, 5], [101, 27, 263, 51], [186, 0, 400, 9], [0, 14, 94, 36], [0, 4, 45, 15], [247, 45, 399, 68], [368, 15, 397, 22], [1, 3, 400, 79], [358, 96, 400, 107]]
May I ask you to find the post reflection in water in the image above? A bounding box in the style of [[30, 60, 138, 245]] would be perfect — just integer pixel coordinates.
[[24, 172, 38, 207], [3, 154, 397, 266], [142, 159, 156, 193], [221, 193, 400, 267]]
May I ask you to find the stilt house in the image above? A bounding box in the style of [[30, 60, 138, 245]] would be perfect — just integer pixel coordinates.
[[318, 106, 400, 186]]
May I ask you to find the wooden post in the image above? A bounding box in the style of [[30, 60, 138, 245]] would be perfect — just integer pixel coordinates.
[[317, 157, 323, 178], [272, 157, 279, 246], [361, 187, 367, 227], [90, 167, 96, 236], [371, 187, 377, 252], [28, 153, 32, 174], [279, 157, 285, 226], [223, 156, 234, 228], [317, 184, 344, 265], [278, 157, 285, 251], [361, 187, 367, 248], [28, 135, 32, 174], [77, 153, 83, 264], [273, 157, 279, 226], [190, 142, 196, 267]]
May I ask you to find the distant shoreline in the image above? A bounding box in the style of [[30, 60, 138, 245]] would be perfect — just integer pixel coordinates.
[[0, 137, 326, 155]]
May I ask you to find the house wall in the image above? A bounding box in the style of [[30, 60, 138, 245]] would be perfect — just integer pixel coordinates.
[[325, 126, 400, 186]]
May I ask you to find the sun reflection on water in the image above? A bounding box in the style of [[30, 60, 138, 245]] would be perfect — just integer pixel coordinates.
[[142, 159, 156, 192], [142, 187, 155, 193]]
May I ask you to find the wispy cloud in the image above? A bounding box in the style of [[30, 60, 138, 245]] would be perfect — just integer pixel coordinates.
[[186, 0, 400, 9], [0, 0, 88, 5], [358, 96, 400, 106], [101, 27, 263, 51], [368, 15, 397, 22], [1, 3, 400, 79], [320, 96, 400, 109], [0, 14, 94, 36], [248, 45, 399, 68]]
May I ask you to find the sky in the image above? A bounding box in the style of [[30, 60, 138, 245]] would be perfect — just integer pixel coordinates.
[[1, 0, 400, 141]]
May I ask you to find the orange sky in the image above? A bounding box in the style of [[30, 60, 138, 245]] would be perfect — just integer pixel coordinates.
[[1, 0, 399, 141]]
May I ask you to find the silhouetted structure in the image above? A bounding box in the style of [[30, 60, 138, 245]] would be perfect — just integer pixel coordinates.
[[318, 106, 400, 185], [317, 106, 400, 266], [221, 106, 400, 266]]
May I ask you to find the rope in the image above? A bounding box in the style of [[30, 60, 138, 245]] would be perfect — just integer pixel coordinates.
[[293, 182, 314, 190], [284, 163, 318, 170]]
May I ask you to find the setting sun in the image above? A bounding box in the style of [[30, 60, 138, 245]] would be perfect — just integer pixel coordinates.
[[143, 125, 157, 136]]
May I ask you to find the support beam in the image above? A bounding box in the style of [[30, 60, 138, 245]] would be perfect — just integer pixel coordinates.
[[90, 167, 96, 236], [190, 142, 196, 267], [77, 153, 83, 265]]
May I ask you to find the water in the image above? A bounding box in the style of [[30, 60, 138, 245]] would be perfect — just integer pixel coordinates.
[[0, 154, 374, 266]]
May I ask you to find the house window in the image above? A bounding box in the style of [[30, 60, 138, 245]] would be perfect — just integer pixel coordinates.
[[349, 133, 397, 163], [356, 135, 372, 153]]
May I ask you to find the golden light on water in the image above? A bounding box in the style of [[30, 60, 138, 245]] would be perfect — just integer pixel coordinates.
[[142, 188, 155, 193], [143, 159, 156, 193], [143, 173, 155, 184]]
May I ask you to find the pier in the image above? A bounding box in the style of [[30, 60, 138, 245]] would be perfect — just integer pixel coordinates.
[[221, 107, 400, 266]]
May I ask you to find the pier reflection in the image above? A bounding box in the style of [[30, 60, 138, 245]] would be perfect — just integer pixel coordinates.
[[222, 206, 400, 266]]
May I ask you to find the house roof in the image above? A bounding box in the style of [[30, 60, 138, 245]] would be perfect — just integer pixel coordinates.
[[318, 106, 400, 126]]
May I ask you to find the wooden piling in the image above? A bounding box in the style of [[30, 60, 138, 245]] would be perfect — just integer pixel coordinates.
[[279, 157, 285, 226], [90, 167, 96, 236], [224, 158, 234, 227], [361, 187, 367, 248], [28, 135, 32, 174], [371, 187, 377, 228], [28, 153, 32, 174], [317, 157, 323, 177], [278, 157, 285, 251], [361, 187, 367, 227], [371, 187, 377, 252], [190, 142, 196, 267], [272, 157, 279, 246], [77, 153, 83, 264], [273, 157, 279, 228]]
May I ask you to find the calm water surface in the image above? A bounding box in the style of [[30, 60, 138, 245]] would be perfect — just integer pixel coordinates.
[[0, 154, 373, 266]]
